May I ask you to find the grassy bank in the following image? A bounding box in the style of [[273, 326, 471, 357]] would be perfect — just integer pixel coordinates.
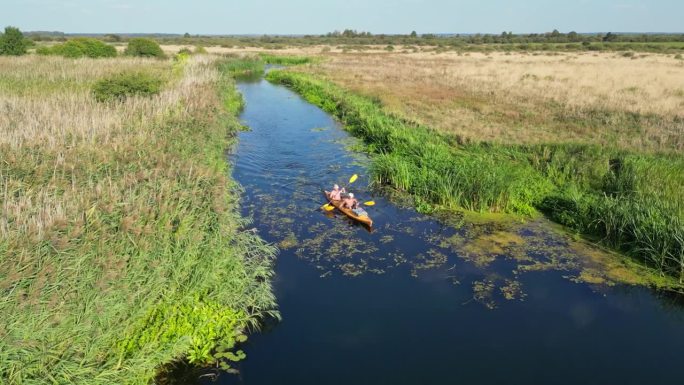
[[266, 70, 684, 286], [0, 55, 276, 384]]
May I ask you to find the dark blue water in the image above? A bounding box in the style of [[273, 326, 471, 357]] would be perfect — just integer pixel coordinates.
[[190, 76, 684, 385]]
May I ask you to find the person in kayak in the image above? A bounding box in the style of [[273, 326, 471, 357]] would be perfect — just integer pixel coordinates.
[[330, 184, 346, 200], [341, 193, 359, 209]]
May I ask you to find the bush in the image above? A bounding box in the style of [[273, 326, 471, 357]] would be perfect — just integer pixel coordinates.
[[35, 46, 52, 55], [37, 38, 117, 58], [0, 26, 28, 56], [194, 45, 208, 54], [124, 38, 165, 58], [92, 72, 164, 102]]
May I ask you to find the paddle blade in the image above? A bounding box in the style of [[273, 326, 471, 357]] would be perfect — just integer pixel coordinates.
[[322, 204, 335, 211], [364, 201, 375, 206], [349, 174, 358, 184]]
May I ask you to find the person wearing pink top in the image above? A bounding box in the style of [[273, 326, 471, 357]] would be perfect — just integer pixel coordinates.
[[330, 184, 345, 200]]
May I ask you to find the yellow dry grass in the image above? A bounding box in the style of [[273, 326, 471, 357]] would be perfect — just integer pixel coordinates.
[[0, 55, 219, 242], [298, 51, 684, 152]]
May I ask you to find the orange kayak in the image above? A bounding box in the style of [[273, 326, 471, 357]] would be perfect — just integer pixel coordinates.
[[324, 191, 373, 227]]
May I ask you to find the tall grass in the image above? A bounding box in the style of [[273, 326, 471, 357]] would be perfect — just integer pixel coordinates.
[[0, 55, 277, 384], [267, 70, 684, 284], [217, 55, 264, 77], [259, 53, 313, 65]]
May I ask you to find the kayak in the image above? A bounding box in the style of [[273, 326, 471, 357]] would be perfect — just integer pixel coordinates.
[[324, 191, 373, 227]]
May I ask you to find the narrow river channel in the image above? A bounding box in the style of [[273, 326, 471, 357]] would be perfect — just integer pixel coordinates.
[[192, 73, 684, 385]]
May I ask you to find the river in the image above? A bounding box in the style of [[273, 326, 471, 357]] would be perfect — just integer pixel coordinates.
[[181, 73, 684, 385]]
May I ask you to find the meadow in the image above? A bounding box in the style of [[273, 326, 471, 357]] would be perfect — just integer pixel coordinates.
[[265, 49, 684, 285], [0, 54, 276, 384], [302, 51, 684, 152]]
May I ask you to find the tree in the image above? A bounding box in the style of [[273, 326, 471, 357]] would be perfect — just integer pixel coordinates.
[[124, 38, 165, 58], [0, 26, 28, 56], [184, 32, 191, 38], [105, 34, 122, 42], [603, 32, 618, 42], [410, 31, 417, 38]]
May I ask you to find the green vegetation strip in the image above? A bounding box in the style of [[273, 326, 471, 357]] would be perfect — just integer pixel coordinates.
[[1, 58, 276, 384], [266, 70, 684, 285], [36, 37, 117, 58]]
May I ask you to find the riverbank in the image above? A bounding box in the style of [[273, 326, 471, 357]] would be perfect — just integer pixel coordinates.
[[266, 69, 683, 290], [0, 55, 276, 384]]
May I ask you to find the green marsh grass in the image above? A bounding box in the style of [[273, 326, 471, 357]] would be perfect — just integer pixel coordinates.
[[259, 53, 314, 65], [218, 55, 265, 77], [1, 55, 276, 384], [266, 70, 684, 285]]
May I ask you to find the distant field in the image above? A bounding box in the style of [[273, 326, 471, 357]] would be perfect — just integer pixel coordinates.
[[299, 51, 684, 153]]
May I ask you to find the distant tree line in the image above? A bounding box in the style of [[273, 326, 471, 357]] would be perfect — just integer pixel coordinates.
[[148, 30, 684, 51], [325, 29, 373, 38], [10, 26, 684, 55]]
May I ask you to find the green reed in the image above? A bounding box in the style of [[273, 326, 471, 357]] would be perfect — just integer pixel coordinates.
[[0, 57, 277, 384]]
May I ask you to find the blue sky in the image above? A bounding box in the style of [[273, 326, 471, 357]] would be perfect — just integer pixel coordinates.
[[2, 0, 682, 34]]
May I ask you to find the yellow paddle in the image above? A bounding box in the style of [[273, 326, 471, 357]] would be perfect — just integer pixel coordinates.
[[364, 201, 375, 206]]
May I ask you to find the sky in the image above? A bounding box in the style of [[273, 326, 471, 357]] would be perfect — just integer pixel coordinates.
[[2, 0, 682, 35]]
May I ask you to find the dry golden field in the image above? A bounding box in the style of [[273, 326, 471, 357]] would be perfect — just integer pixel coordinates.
[[299, 51, 684, 152]]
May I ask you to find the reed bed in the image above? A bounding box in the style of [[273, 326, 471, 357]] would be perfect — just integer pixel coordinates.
[[267, 70, 683, 285], [0, 55, 276, 384]]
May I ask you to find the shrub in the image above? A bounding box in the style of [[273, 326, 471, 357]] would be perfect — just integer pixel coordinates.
[[35, 46, 53, 55], [38, 38, 117, 58], [0, 26, 28, 56], [125, 38, 165, 58], [675, 54, 683, 60], [194, 45, 208, 54], [92, 72, 164, 102]]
